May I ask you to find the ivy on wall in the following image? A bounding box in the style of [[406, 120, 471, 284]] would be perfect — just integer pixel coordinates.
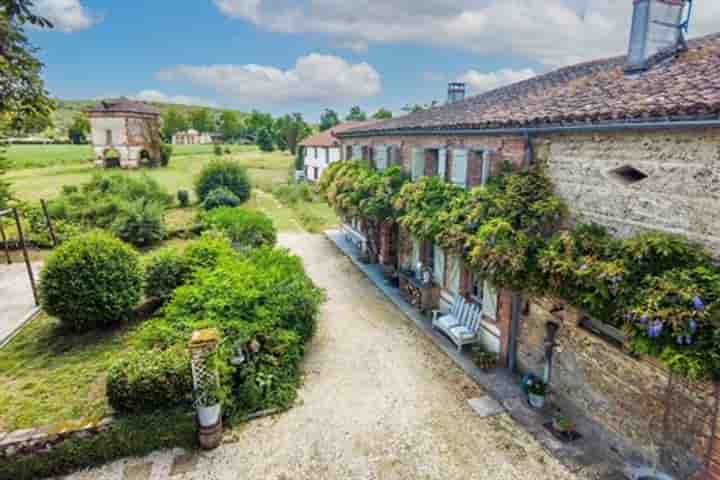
[[320, 161, 720, 380]]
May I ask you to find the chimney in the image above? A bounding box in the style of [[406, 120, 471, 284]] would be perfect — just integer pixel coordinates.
[[447, 82, 466, 104], [624, 0, 688, 73]]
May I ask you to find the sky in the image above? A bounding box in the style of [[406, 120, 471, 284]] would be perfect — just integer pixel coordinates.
[[27, 0, 720, 121]]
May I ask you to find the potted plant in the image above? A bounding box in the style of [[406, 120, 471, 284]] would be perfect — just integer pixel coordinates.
[[196, 388, 221, 427], [527, 378, 547, 409], [552, 415, 575, 434], [474, 350, 497, 371]]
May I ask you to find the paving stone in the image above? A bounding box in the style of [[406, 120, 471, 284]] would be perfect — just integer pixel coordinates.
[[170, 452, 198, 476], [123, 462, 153, 480], [467, 396, 505, 418]]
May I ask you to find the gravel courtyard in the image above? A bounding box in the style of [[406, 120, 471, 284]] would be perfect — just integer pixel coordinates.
[[64, 233, 577, 480]]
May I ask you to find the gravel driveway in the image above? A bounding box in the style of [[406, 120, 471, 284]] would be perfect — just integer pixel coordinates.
[[65, 234, 577, 480]]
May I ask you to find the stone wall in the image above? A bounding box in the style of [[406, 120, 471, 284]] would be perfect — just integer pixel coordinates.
[[540, 128, 720, 256], [516, 297, 717, 478], [89, 113, 161, 169]]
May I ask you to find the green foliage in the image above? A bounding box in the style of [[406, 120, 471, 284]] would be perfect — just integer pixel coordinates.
[[177, 189, 189, 207], [274, 182, 313, 206], [111, 200, 166, 247], [201, 186, 241, 211], [107, 347, 193, 413], [319, 108, 340, 131], [372, 108, 393, 120], [159, 144, 172, 167], [144, 247, 192, 300], [395, 176, 465, 241], [0, 409, 196, 480], [183, 230, 237, 272], [189, 108, 213, 133], [274, 113, 311, 155], [0, 144, 12, 209], [345, 105, 367, 122], [160, 107, 189, 141], [195, 159, 252, 203], [67, 112, 90, 144], [214, 143, 223, 156], [39, 231, 143, 331], [218, 110, 242, 141], [256, 127, 275, 152], [201, 207, 277, 249]]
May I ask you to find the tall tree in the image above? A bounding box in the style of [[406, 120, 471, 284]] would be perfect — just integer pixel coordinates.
[[372, 108, 393, 120], [244, 110, 274, 139], [189, 108, 213, 133], [218, 110, 241, 141], [161, 108, 188, 141], [345, 106, 367, 122], [319, 108, 340, 131], [275, 113, 311, 155], [256, 127, 275, 152], [68, 112, 90, 144]]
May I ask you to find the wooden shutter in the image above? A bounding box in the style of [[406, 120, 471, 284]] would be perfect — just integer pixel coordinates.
[[438, 148, 447, 180], [482, 281, 498, 321], [452, 149, 468, 187], [448, 255, 461, 295], [433, 247, 445, 286], [411, 148, 424, 180]]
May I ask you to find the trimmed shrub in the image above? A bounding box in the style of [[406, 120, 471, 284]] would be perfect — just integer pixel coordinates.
[[111, 200, 166, 247], [195, 159, 251, 204], [144, 248, 192, 300], [39, 231, 143, 330], [183, 230, 237, 272], [160, 144, 173, 167], [177, 190, 190, 207], [214, 144, 223, 156], [107, 347, 193, 414], [201, 187, 241, 211], [61, 184, 78, 195], [201, 207, 276, 249]]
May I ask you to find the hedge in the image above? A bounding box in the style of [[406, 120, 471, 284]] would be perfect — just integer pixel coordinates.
[[201, 207, 277, 249]]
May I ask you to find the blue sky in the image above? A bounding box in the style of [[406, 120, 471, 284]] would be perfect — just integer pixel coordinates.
[[28, 0, 720, 121]]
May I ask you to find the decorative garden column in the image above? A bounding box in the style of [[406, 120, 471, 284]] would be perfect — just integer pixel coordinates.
[[188, 328, 223, 450]]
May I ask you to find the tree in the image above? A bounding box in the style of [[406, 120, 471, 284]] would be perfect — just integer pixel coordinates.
[[161, 108, 188, 141], [68, 112, 90, 144], [189, 108, 213, 133], [256, 127, 275, 152], [275, 113, 311, 155], [319, 109, 340, 131], [218, 110, 241, 142], [402, 101, 439, 114], [0, 147, 11, 209], [244, 110, 274, 140], [0, 0, 55, 133], [372, 108, 393, 120], [346, 106, 367, 122]]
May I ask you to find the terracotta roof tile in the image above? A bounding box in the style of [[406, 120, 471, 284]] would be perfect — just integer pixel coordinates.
[[86, 98, 160, 116], [344, 33, 720, 135], [300, 120, 385, 147]]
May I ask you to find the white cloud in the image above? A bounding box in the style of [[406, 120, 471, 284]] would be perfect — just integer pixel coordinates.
[[34, 0, 99, 32], [460, 68, 536, 93], [130, 90, 219, 108], [213, 0, 720, 67], [157, 53, 382, 104]]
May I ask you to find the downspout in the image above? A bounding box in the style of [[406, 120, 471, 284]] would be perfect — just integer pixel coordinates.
[[508, 293, 521, 372]]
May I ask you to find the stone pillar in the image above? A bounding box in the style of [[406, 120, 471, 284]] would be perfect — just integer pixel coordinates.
[[188, 328, 223, 450]]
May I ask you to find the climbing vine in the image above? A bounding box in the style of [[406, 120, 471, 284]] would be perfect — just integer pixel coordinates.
[[320, 161, 720, 380]]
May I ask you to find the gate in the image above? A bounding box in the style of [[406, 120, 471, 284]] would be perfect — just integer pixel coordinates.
[[0, 207, 38, 305]]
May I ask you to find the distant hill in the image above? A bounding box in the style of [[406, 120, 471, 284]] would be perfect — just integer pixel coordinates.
[[52, 99, 246, 137]]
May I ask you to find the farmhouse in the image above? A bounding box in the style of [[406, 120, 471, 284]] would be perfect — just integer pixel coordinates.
[[335, 2, 720, 478], [86, 98, 162, 169], [300, 121, 379, 181], [172, 129, 219, 145]]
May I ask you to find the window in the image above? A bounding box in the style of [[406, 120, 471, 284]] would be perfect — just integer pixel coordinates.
[[352, 145, 362, 160], [105, 130, 113, 145], [482, 281, 498, 321], [411, 148, 424, 180], [479, 150, 490, 186], [470, 272, 484, 304], [374, 146, 388, 171], [452, 149, 468, 187], [438, 148, 447, 181]]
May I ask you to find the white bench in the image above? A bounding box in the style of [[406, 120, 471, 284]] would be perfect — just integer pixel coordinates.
[[342, 223, 368, 254], [432, 295, 483, 352]]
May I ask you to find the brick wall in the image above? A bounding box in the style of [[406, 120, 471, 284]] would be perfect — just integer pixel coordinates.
[[540, 128, 720, 257], [517, 297, 717, 478]]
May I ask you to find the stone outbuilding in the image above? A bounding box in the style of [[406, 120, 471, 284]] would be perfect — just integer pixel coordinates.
[[86, 99, 162, 169], [172, 129, 219, 145]]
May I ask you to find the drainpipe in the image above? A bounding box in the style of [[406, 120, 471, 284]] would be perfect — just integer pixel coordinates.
[[507, 293, 522, 372], [543, 321, 560, 384]]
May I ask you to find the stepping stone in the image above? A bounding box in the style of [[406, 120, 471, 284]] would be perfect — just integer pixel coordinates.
[[467, 396, 505, 418], [170, 451, 199, 476], [123, 462, 153, 480]]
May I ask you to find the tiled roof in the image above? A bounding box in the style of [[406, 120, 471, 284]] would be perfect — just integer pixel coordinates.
[[343, 32, 720, 135], [300, 120, 384, 147], [86, 98, 161, 116]]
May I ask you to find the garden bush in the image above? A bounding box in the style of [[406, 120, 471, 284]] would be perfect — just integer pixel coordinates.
[[144, 248, 192, 300], [39, 231, 143, 331], [177, 189, 190, 207], [183, 230, 238, 272], [111, 200, 166, 247], [201, 207, 276, 249], [160, 144, 173, 167], [214, 144, 223, 156], [195, 159, 251, 203], [107, 347, 193, 414], [201, 186, 241, 211], [273, 183, 313, 206]]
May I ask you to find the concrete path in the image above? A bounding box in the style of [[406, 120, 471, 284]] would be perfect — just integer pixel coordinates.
[[0, 262, 40, 347], [63, 234, 578, 480]]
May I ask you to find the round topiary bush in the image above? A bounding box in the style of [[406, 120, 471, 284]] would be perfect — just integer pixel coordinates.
[[195, 159, 251, 204], [144, 248, 192, 300], [107, 346, 193, 413], [202, 207, 277, 249], [201, 187, 241, 211], [111, 200, 166, 247], [39, 231, 143, 330]]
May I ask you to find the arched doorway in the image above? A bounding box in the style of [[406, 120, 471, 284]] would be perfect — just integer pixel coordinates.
[[139, 149, 153, 168], [103, 148, 121, 168]]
